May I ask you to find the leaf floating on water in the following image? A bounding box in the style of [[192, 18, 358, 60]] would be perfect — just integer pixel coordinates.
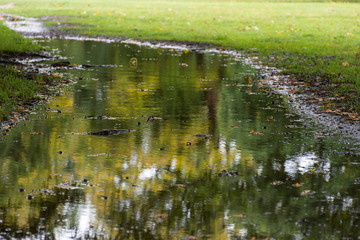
[[30, 132, 42, 135], [354, 178, 360, 184], [218, 170, 239, 177], [300, 190, 312, 196], [146, 116, 162, 122], [250, 130, 261, 135], [271, 180, 283, 185], [129, 57, 137, 68], [88, 129, 133, 135], [54, 185, 84, 190], [87, 153, 110, 157], [50, 173, 62, 177]]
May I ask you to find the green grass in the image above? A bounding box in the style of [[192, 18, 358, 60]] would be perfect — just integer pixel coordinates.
[[0, 66, 48, 119], [0, 22, 41, 53], [1, 0, 360, 110], [0, 22, 45, 120]]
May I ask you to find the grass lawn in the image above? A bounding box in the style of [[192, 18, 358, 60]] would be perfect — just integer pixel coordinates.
[[1, 0, 360, 110], [0, 22, 46, 119]]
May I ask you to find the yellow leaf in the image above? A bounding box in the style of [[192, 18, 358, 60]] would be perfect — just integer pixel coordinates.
[[342, 61, 349, 67]]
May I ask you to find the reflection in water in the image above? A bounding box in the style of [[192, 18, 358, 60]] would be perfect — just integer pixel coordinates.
[[0, 39, 360, 239]]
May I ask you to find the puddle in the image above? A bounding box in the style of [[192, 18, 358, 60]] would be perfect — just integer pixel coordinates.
[[0, 36, 360, 239], [0, 13, 48, 34]]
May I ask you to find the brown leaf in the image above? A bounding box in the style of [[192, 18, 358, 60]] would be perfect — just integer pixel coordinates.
[[342, 61, 349, 67], [30, 132, 42, 135], [156, 213, 167, 218], [301, 190, 312, 196], [232, 214, 245, 218]]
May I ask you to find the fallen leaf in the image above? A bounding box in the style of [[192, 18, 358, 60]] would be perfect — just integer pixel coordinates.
[[54, 185, 83, 190], [232, 214, 245, 218], [251, 130, 261, 135], [301, 190, 312, 196], [248, 76, 252, 84], [342, 61, 349, 67], [271, 180, 283, 185], [50, 173, 62, 177], [30, 132, 42, 135]]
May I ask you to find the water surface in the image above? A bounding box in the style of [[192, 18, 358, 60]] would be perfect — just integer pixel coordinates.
[[0, 39, 359, 239]]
